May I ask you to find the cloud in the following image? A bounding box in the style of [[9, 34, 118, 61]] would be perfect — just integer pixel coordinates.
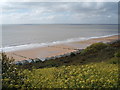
[[1, 2, 118, 24], [0, 0, 119, 2]]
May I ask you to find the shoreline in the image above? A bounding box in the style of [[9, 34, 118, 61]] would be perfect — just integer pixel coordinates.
[[4, 35, 119, 62], [1, 34, 118, 52]]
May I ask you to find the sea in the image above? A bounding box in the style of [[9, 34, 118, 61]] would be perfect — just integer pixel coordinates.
[[1, 24, 118, 52]]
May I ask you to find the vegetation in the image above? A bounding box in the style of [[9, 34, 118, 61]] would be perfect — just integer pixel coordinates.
[[1, 40, 120, 89], [114, 51, 120, 57], [81, 42, 108, 55], [23, 62, 118, 88], [1, 53, 25, 89]]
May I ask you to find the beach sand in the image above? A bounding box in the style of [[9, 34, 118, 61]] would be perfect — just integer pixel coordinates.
[[6, 35, 119, 61]]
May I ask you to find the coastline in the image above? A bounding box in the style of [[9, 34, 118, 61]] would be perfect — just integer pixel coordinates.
[[5, 35, 119, 62], [1, 34, 118, 52]]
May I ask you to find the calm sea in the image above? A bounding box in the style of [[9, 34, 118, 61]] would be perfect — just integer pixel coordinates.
[[1, 24, 118, 52]]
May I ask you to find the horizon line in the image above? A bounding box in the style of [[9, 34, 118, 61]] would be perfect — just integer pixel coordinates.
[[1, 24, 118, 25]]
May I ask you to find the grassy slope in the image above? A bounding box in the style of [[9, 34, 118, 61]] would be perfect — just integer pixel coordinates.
[[21, 41, 120, 89], [2, 41, 120, 89]]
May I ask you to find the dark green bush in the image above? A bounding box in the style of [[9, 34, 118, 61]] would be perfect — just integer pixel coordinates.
[[81, 42, 108, 55], [108, 57, 118, 64], [114, 51, 120, 57], [0, 53, 25, 89], [70, 52, 76, 57]]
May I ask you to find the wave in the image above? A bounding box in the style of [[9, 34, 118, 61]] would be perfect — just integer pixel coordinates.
[[0, 34, 118, 52]]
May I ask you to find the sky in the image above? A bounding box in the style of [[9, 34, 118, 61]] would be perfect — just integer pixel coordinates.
[[0, 1, 119, 24]]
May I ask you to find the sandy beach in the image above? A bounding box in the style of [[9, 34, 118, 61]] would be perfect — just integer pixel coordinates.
[[6, 35, 119, 61]]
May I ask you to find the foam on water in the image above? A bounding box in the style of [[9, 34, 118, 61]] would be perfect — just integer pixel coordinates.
[[0, 34, 118, 52]]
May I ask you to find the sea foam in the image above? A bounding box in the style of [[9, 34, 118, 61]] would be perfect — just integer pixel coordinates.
[[0, 34, 118, 52]]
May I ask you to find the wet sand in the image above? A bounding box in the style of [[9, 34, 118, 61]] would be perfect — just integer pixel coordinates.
[[6, 35, 119, 61]]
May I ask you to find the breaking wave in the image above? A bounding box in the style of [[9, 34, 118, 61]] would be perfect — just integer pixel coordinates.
[[0, 34, 118, 52]]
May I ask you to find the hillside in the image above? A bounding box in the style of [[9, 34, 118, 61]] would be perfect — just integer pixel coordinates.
[[1, 40, 120, 89]]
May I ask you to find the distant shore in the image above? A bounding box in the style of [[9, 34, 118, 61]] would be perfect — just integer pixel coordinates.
[[6, 35, 119, 62]]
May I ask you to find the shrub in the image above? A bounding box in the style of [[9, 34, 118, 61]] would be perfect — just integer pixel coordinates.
[[107, 57, 118, 64], [81, 42, 108, 55], [114, 51, 120, 57], [70, 52, 76, 57], [0, 53, 25, 89], [23, 62, 119, 88]]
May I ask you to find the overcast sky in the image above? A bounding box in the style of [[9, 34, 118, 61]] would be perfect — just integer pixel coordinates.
[[1, 2, 118, 24]]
